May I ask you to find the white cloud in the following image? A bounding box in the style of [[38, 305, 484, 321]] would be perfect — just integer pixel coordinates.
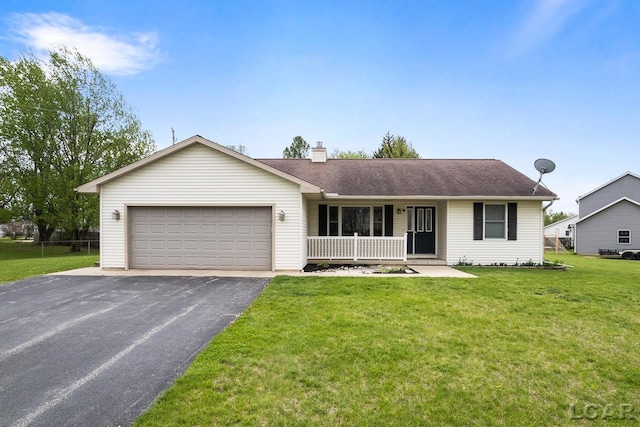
[[509, 0, 589, 56], [7, 12, 160, 75]]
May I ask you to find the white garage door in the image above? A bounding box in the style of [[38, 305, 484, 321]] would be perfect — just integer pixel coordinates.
[[129, 206, 272, 270]]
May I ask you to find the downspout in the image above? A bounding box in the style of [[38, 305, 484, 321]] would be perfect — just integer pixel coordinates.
[[541, 199, 556, 262]]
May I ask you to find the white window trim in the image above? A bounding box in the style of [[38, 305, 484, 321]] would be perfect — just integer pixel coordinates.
[[484, 204, 507, 239], [618, 229, 631, 245]]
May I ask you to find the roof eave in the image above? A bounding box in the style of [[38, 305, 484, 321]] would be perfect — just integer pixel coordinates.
[[320, 194, 558, 201], [576, 171, 640, 201], [575, 197, 640, 223], [544, 215, 579, 228]]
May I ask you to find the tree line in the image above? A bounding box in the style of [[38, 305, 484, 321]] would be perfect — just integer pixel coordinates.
[[282, 131, 420, 159], [0, 47, 421, 244], [0, 48, 155, 242]]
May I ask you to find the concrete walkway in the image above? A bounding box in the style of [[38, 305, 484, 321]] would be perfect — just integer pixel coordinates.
[[50, 266, 476, 278]]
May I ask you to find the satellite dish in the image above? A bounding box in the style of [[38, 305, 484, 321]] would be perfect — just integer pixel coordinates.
[[534, 158, 556, 174], [533, 158, 555, 194]]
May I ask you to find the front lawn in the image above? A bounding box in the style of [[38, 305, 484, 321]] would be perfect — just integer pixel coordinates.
[[0, 238, 99, 284], [136, 254, 640, 426]]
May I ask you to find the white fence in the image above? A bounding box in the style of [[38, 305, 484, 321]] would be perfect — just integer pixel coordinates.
[[308, 233, 407, 261]]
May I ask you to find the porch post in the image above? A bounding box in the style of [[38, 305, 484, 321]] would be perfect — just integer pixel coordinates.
[[403, 232, 408, 262], [353, 232, 358, 261]]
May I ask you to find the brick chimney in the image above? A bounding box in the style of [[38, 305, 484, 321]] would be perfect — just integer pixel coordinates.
[[311, 141, 327, 163]]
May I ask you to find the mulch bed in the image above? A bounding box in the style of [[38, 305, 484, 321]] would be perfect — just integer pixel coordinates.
[[303, 264, 418, 274]]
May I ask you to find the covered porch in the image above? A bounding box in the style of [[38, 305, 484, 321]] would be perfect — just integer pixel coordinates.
[[307, 233, 408, 262], [307, 200, 448, 264], [307, 234, 447, 265]]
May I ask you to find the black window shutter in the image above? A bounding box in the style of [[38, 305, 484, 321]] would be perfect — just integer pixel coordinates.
[[508, 203, 517, 240], [319, 204, 328, 236], [473, 202, 483, 240], [384, 205, 394, 236]]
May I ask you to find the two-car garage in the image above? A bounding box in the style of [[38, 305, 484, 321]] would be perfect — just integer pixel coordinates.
[[78, 137, 312, 271], [128, 206, 272, 270]]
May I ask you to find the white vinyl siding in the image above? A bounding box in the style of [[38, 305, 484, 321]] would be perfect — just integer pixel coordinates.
[[447, 200, 544, 265], [393, 204, 408, 238], [300, 197, 309, 268], [436, 201, 447, 260], [100, 144, 303, 270]]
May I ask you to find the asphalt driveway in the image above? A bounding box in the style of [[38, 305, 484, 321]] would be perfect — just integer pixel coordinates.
[[0, 275, 268, 427]]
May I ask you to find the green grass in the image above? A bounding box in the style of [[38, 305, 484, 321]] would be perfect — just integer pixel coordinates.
[[0, 238, 99, 284], [135, 253, 640, 426]]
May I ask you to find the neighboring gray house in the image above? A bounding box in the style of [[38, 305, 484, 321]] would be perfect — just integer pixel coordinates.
[[574, 172, 640, 254]]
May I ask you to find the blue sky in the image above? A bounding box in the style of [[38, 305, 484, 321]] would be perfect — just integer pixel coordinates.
[[1, 0, 639, 214]]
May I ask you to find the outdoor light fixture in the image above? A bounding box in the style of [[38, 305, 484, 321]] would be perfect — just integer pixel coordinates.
[[278, 210, 286, 221], [112, 210, 120, 221]]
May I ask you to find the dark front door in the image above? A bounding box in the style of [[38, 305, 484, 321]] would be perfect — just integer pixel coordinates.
[[407, 206, 435, 255]]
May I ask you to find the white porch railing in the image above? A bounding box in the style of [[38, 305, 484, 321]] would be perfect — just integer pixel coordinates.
[[307, 233, 407, 261]]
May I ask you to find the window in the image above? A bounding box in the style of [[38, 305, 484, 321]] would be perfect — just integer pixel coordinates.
[[425, 208, 433, 232], [618, 230, 631, 244], [329, 206, 339, 236], [321, 205, 387, 236], [417, 209, 425, 232], [342, 207, 370, 236], [485, 204, 506, 238], [406, 208, 414, 231], [473, 202, 517, 241], [373, 206, 383, 236]]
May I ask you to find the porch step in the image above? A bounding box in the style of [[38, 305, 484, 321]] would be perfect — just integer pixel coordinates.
[[407, 258, 447, 266]]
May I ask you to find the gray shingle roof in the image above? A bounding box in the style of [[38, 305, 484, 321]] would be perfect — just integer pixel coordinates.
[[259, 158, 556, 198]]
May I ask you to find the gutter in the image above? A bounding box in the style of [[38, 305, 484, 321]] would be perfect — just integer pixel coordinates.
[[543, 200, 555, 211], [318, 194, 557, 201]]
